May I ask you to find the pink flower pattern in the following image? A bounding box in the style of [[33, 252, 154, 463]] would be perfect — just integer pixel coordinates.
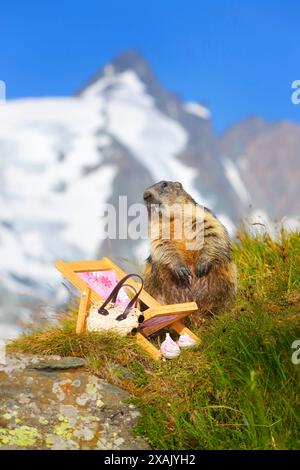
[[77, 270, 130, 306]]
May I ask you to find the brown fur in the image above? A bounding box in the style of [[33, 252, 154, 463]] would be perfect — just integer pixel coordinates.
[[143, 180, 237, 326]]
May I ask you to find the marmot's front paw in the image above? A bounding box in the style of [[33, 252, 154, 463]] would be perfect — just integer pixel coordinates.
[[195, 260, 213, 277], [173, 265, 192, 286]]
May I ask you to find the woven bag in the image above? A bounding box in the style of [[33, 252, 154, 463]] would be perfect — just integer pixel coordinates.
[[86, 274, 144, 336]]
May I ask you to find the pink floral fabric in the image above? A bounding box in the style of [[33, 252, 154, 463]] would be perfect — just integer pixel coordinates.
[[77, 270, 130, 306]]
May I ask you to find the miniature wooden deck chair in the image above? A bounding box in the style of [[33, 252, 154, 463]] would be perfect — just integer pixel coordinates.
[[55, 257, 200, 361]]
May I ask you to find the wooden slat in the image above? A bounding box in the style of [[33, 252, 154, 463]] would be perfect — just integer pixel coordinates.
[[76, 288, 91, 334], [136, 332, 162, 361], [171, 321, 201, 344], [55, 260, 103, 305], [67, 259, 113, 272], [143, 302, 198, 321], [56, 260, 89, 292]]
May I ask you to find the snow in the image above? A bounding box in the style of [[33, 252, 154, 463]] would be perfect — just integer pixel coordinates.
[[244, 210, 300, 240], [0, 95, 117, 299], [184, 101, 211, 119], [103, 71, 213, 209], [85, 72, 234, 230], [281, 216, 300, 232], [0, 70, 233, 301], [222, 156, 251, 206]]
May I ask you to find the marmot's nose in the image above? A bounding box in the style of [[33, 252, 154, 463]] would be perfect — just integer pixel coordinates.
[[143, 190, 152, 201]]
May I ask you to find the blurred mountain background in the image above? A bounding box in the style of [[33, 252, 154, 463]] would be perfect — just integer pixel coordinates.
[[0, 50, 299, 338]]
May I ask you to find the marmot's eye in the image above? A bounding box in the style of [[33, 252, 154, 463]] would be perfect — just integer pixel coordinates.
[[161, 181, 168, 188]]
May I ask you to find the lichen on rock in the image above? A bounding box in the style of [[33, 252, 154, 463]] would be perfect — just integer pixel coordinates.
[[0, 354, 150, 450]]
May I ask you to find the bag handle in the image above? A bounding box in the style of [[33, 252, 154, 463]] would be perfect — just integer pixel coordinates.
[[98, 278, 137, 316], [116, 275, 144, 321], [108, 283, 138, 305], [98, 273, 144, 321]]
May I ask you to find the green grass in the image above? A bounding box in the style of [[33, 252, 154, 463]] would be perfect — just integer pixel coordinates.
[[8, 231, 300, 449]]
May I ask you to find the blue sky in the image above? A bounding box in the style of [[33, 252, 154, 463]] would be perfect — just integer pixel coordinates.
[[1, 0, 299, 131]]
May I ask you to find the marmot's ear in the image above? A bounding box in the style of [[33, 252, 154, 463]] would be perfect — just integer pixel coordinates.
[[175, 181, 183, 189]]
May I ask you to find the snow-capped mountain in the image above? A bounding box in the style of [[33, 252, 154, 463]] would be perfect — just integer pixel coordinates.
[[0, 50, 299, 338]]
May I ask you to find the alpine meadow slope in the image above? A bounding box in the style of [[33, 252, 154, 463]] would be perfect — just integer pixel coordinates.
[[8, 231, 300, 449]]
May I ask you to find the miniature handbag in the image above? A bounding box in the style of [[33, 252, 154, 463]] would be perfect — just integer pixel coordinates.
[[86, 274, 145, 336]]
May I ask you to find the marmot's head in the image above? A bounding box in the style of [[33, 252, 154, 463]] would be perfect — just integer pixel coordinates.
[[143, 181, 195, 213]]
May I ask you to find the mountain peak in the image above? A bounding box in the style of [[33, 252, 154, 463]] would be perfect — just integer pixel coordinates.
[[110, 49, 153, 76], [77, 49, 156, 96], [77, 49, 184, 120]]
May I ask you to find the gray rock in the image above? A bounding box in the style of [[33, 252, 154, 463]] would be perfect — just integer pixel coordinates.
[[0, 354, 150, 450], [27, 356, 87, 371]]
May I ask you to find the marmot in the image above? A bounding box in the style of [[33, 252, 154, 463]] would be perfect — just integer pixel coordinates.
[[143, 180, 237, 326]]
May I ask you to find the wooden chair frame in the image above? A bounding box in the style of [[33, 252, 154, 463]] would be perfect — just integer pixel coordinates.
[[55, 257, 200, 360]]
